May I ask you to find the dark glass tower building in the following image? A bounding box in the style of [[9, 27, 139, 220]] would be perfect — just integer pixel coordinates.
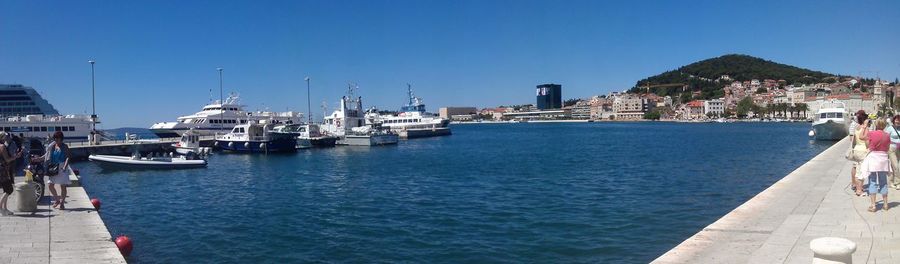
[[0, 84, 60, 116], [535, 84, 562, 110]]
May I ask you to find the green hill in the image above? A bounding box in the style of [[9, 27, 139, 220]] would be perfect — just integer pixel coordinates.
[[629, 54, 846, 100]]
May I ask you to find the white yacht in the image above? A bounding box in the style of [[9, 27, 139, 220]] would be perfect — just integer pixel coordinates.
[[149, 94, 303, 138], [810, 100, 850, 141], [364, 85, 450, 138], [321, 85, 399, 146]]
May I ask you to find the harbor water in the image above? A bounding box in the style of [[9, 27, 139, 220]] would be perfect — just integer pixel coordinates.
[[79, 122, 833, 263]]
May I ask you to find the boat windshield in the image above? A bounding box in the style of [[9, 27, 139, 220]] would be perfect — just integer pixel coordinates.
[[822, 113, 841, 119]]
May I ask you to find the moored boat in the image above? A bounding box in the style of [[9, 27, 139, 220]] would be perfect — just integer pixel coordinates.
[[214, 121, 296, 153], [364, 84, 450, 139], [321, 84, 399, 146], [172, 129, 213, 156], [810, 100, 849, 141], [89, 154, 207, 170], [272, 123, 337, 149], [150, 94, 302, 138]]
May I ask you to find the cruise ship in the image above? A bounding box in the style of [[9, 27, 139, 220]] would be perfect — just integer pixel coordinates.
[[0, 84, 95, 141], [364, 85, 450, 138], [149, 94, 303, 138]]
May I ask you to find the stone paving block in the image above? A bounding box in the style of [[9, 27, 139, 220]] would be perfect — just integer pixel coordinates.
[[653, 138, 900, 263], [0, 176, 125, 264]]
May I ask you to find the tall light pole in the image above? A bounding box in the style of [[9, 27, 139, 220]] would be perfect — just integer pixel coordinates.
[[305, 76, 311, 123], [217, 68, 224, 131], [89, 60, 96, 132]]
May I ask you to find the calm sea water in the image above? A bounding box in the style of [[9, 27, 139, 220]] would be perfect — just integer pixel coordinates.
[[79, 122, 833, 263]]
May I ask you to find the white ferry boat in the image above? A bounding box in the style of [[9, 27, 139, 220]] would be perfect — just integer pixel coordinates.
[[149, 94, 302, 138], [810, 100, 849, 141], [321, 85, 399, 146], [0, 84, 95, 142], [364, 85, 450, 138], [0, 114, 94, 142]]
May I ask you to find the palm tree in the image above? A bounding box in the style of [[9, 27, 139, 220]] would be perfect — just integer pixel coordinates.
[[795, 103, 808, 119]]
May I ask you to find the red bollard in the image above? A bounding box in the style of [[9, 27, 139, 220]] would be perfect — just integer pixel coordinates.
[[90, 198, 101, 210], [115, 235, 133, 257]]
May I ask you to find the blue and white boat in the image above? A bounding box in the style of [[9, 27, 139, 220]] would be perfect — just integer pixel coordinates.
[[214, 121, 296, 153]]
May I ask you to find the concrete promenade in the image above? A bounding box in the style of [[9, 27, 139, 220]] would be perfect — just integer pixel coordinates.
[[653, 137, 900, 263], [0, 175, 126, 264]]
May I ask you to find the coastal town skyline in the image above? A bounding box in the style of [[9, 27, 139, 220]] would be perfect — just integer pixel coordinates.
[[1, 1, 899, 128]]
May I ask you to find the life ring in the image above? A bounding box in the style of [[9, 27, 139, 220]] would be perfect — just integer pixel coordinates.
[[336, 120, 342, 127]]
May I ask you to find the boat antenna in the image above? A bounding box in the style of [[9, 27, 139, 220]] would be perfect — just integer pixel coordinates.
[[321, 100, 327, 121], [407, 83, 413, 106]]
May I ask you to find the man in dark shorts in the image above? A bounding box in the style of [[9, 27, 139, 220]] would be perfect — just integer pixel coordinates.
[[0, 132, 23, 216]]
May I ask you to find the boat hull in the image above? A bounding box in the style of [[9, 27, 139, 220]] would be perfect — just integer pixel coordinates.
[[297, 136, 338, 149], [338, 134, 399, 146], [812, 120, 848, 141], [398, 127, 452, 139], [89, 155, 207, 170], [215, 138, 297, 153]]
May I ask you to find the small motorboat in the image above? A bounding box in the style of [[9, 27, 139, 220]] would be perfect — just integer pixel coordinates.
[[89, 153, 207, 170], [172, 129, 213, 156]]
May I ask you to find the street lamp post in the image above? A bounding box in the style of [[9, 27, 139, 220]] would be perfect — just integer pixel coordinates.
[[305, 76, 311, 123], [217, 68, 224, 131], [89, 60, 96, 136]]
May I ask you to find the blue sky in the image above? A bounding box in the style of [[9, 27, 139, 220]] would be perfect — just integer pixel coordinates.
[[1, 0, 898, 128]]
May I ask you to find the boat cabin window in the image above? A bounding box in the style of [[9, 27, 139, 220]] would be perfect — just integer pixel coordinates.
[[826, 113, 837, 118], [820, 113, 826, 119], [835, 113, 843, 118]]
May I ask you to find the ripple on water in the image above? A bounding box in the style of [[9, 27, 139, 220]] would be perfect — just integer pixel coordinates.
[[79, 122, 832, 263]]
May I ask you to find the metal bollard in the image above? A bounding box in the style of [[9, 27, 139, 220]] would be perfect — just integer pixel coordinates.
[[810, 237, 856, 264], [14, 182, 38, 212]]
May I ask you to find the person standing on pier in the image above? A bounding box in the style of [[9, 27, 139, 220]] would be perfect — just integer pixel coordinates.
[[849, 111, 869, 196], [44, 131, 71, 210], [885, 115, 900, 190], [0, 132, 23, 216], [860, 119, 893, 212]]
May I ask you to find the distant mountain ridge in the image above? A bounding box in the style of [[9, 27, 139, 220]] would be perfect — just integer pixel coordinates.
[[629, 54, 849, 99]]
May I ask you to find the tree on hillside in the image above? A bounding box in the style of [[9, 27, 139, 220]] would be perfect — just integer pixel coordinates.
[[643, 109, 661, 120], [564, 98, 582, 107], [750, 104, 763, 118], [736, 97, 754, 118]]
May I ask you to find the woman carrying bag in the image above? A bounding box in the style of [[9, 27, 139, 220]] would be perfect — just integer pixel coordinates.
[[44, 131, 71, 210], [848, 111, 869, 196]]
